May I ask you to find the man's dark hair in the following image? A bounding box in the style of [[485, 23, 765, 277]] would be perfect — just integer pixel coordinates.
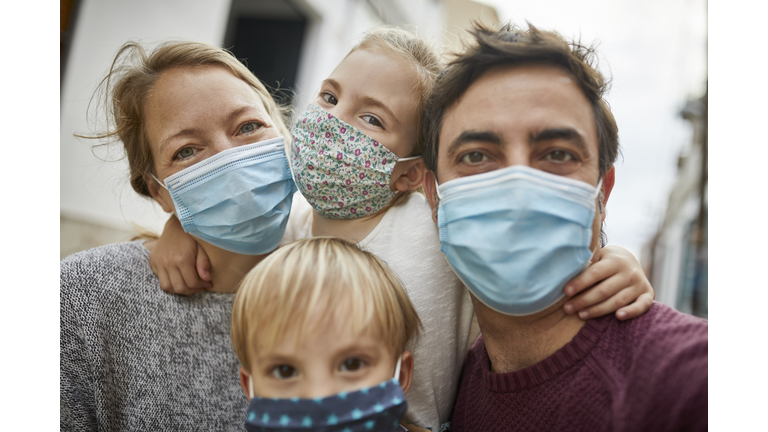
[[422, 22, 620, 179]]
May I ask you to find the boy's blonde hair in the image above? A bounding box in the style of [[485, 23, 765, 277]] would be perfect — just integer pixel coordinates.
[[231, 237, 421, 371]]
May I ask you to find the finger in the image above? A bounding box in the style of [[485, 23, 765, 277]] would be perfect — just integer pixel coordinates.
[[168, 269, 193, 296], [156, 267, 173, 293], [179, 259, 203, 290], [196, 243, 212, 282], [577, 285, 638, 319], [563, 272, 627, 315], [563, 258, 619, 297], [615, 292, 655, 320]]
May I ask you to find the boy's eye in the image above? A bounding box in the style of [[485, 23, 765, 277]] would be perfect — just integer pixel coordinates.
[[322, 92, 338, 105], [340, 358, 364, 372], [174, 147, 195, 160], [361, 115, 382, 128], [271, 365, 298, 379]]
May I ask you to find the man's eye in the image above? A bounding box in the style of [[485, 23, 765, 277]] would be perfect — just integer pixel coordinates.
[[361, 115, 382, 128], [271, 365, 298, 379], [545, 150, 575, 162], [340, 358, 364, 372], [239, 122, 262, 135], [175, 147, 195, 160], [321, 92, 338, 105], [459, 151, 487, 164]]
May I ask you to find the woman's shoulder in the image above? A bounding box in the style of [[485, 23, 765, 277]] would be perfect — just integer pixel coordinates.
[[61, 241, 154, 295]]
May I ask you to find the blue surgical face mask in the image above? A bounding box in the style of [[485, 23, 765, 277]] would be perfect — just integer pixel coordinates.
[[436, 165, 602, 316], [152, 137, 296, 255], [245, 357, 408, 432]]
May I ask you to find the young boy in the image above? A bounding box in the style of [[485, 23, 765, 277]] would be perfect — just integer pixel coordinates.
[[231, 237, 422, 432]]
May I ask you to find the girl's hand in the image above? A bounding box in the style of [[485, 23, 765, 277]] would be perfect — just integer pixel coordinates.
[[148, 215, 212, 295], [562, 245, 654, 321]]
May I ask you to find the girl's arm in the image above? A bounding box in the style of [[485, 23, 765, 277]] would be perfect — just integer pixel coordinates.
[[562, 245, 655, 320], [147, 215, 212, 295]]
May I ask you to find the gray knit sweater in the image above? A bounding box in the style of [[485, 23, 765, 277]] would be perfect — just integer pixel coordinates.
[[60, 241, 247, 431]]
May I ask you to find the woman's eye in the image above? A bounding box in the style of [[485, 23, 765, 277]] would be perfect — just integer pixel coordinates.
[[361, 115, 382, 128], [239, 121, 261, 135], [175, 147, 195, 160], [340, 358, 364, 372], [459, 151, 488, 165], [321, 92, 338, 105], [545, 150, 575, 162], [270, 365, 298, 379]]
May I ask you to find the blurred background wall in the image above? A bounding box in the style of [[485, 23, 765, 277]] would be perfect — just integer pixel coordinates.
[[60, 0, 707, 317]]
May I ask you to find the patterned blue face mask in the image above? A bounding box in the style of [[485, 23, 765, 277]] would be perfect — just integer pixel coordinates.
[[245, 358, 408, 432], [152, 137, 296, 255], [436, 165, 601, 316]]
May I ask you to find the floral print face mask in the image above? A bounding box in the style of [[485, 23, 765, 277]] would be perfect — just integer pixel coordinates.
[[290, 104, 419, 219]]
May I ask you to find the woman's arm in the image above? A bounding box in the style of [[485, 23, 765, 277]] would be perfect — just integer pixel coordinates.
[[561, 245, 655, 320]]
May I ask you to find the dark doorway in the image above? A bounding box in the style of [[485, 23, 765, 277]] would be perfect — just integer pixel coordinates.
[[224, 1, 307, 106]]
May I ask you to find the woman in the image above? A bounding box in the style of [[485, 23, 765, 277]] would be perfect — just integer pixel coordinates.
[[60, 41, 295, 431]]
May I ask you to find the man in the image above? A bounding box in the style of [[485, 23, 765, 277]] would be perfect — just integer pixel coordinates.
[[421, 23, 707, 431]]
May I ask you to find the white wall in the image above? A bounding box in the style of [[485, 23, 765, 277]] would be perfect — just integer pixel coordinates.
[[61, 0, 232, 234]]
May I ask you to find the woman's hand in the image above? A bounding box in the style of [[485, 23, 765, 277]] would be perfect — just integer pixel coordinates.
[[561, 245, 655, 320], [148, 215, 212, 295]]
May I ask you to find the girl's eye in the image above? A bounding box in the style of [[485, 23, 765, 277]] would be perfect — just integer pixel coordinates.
[[322, 92, 338, 105], [175, 147, 195, 160], [340, 358, 364, 372], [271, 365, 298, 379], [239, 121, 262, 135], [545, 150, 575, 162], [361, 115, 382, 128], [459, 151, 488, 165]]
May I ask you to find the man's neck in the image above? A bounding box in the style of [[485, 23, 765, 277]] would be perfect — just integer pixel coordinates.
[[310, 210, 386, 243], [473, 296, 586, 373], [198, 243, 266, 293]]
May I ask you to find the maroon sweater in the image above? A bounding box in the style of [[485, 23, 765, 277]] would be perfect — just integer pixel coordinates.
[[450, 302, 707, 432]]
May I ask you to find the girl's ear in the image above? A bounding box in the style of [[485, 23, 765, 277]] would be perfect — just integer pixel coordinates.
[[398, 351, 415, 395], [391, 159, 426, 192], [239, 367, 252, 401], [422, 170, 438, 224]]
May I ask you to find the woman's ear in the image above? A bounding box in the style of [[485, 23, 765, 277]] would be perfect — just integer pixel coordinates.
[[145, 173, 174, 214], [239, 366, 252, 401], [391, 159, 426, 192], [397, 351, 415, 395]]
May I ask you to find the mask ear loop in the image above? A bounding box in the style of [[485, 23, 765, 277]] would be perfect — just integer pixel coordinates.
[[397, 155, 421, 162], [587, 177, 605, 261], [393, 356, 402, 382], [248, 375, 254, 399], [150, 173, 169, 192]]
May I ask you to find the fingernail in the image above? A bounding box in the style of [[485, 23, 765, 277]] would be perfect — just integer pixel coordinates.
[[563, 285, 573, 296], [563, 304, 574, 314], [617, 310, 626, 319], [579, 311, 589, 320]]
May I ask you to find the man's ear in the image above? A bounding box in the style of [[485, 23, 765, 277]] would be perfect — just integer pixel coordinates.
[[422, 170, 439, 225], [239, 366, 252, 401], [146, 173, 174, 214], [397, 350, 415, 395], [392, 158, 426, 192], [600, 166, 616, 222]]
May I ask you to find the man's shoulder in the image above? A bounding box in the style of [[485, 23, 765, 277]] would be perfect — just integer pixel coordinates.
[[608, 302, 707, 354]]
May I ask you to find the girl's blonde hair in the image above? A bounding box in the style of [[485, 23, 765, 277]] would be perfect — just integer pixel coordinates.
[[80, 41, 291, 198], [231, 237, 421, 371]]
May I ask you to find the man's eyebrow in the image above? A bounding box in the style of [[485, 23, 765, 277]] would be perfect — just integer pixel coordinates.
[[445, 130, 502, 158], [530, 128, 589, 154]]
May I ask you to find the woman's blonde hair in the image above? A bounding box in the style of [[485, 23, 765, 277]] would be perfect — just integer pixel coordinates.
[[80, 40, 291, 198], [231, 237, 421, 371]]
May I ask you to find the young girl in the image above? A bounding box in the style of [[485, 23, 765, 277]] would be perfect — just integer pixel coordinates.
[[150, 27, 654, 431], [231, 237, 421, 432]]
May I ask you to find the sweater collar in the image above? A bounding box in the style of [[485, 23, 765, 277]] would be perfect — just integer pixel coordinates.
[[480, 315, 611, 392]]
